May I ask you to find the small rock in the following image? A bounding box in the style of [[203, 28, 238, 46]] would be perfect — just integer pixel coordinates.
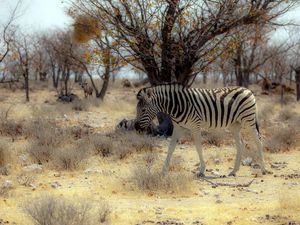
[[216, 199, 223, 204], [23, 164, 43, 173], [2, 180, 13, 189], [84, 168, 101, 175], [50, 182, 61, 189]]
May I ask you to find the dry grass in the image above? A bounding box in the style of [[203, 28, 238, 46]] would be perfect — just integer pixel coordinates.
[[0, 140, 10, 175], [52, 145, 88, 170], [132, 165, 192, 193], [71, 98, 98, 111], [23, 194, 110, 225], [23, 195, 110, 225], [17, 172, 35, 187], [279, 191, 300, 213], [0, 110, 24, 138], [0, 180, 13, 197], [0, 140, 8, 167], [132, 153, 191, 193], [89, 130, 155, 160], [258, 102, 275, 127], [201, 130, 225, 147], [265, 126, 297, 153]]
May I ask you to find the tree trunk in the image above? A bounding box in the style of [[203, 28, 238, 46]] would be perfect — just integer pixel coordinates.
[[295, 67, 300, 101], [97, 65, 110, 100], [203, 72, 207, 84], [24, 68, 29, 102]]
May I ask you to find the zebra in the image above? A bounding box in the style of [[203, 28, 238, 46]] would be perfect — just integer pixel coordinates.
[[134, 83, 267, 177]]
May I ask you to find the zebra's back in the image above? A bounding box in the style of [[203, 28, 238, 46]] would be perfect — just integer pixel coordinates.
[[160, 85, 257, 130]]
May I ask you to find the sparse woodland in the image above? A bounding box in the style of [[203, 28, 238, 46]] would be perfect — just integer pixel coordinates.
[[0, 0, 300, 225]]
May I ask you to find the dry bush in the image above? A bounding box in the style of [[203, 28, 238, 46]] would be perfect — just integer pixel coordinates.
[[132, 153, 191, 192], [201, 130, 225, 147], [277, 108, 295, 122], [132, 165, 191, 192], [0, 110, 23, 138], [0, 140, 8, 167], [0, 180, 13, 197], [23, 194, 109, 225], [277, 108, 300, 128], [28, 142, 53, 164], [70, 126, 91, 140], [96, 200, 111, 224], [17, 172, 35, 187], [265, 126, 297, 153], [25, 119, 65, 146], [26, 119, 76, 164], [89, 131, 155, 160], [52, 146, 88, 170], [72, 99, 90, 111], [0, 141, 10, 175], [258, 102, 275, 127], [89, 134, 113, 157], [111, 131, 155, 159]]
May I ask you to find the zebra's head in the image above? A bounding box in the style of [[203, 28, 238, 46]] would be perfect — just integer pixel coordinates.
[[135, 87, 158, 131]]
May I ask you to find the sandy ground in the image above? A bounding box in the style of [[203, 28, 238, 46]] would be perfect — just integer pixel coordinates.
[[0, 83, 299, 225]]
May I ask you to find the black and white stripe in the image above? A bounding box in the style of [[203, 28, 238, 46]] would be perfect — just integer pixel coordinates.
[[135, 84, 267, 177]]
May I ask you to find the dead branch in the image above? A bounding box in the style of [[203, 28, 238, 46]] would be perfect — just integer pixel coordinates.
[[199, 177, 255, 188]]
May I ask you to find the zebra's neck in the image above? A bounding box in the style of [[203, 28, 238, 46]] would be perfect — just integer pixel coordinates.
[[152, 84, 188, 121]]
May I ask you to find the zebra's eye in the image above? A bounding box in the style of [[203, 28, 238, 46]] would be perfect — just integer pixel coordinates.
[[141, 109, 146, 113]]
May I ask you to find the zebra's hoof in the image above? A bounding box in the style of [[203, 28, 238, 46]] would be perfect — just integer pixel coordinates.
[[197, 172, 206, 178], [228, 172, 236, 177]]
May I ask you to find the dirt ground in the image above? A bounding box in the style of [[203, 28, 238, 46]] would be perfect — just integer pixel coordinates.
[[0, 82, 299, 225]]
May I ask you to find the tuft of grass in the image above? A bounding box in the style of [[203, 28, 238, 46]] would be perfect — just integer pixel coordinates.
[[0, 140, 8, 167], [72, 99, 90, 111], [0, 115, 23, 138], [258, 102, 275, 127], [265, 126, 297, 153], [110, 130, 155, 159], [17, 172, 35, 187], [23, 194, 110, 225], [132, 165, 191, 192], [0, 141, 10, 175], [89, 134, 113, 157], [201, 130, 224, 147], [89, 131, 155, 160], [52, 146, 88, 170], [132, 153, 191, 193], [0, 180, 13, 197]]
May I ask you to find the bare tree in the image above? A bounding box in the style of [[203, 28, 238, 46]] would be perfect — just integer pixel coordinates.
[[69, 0, 297, 86], [0, 0, 22, 63], [11, 32, 34, 101]]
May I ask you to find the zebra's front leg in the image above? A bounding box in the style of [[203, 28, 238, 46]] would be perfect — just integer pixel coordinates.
[[229, 127, 244, 177], [192, 132, 205, 177], [161, 126, 183, 175]]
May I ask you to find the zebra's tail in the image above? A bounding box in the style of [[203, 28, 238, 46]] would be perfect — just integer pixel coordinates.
[[255, 117, 262, 140]]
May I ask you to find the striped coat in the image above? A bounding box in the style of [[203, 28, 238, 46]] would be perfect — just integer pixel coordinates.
[[135, 84, 267, 177]]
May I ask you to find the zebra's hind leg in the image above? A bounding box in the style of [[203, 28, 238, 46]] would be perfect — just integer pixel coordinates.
[[249, 128, 268, 174], [229, 124, 244, 177], [192, 132, 205, 177], [161, 126, 184, 175]]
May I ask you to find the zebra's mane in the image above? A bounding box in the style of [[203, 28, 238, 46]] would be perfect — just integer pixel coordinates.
[[137, 83, 186, 99]]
